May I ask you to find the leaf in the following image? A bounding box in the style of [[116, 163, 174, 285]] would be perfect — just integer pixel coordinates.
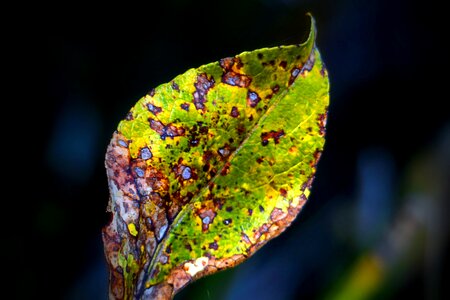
[[103, 15, 329, 300]]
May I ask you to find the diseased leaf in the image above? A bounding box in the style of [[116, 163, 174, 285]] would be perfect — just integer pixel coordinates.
[[103, 15, 329, 300]]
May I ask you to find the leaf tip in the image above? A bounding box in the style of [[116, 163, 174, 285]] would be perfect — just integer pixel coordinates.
[[302, 13, 317, 47]]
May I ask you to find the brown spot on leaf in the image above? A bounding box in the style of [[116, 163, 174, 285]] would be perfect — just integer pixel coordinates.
[[181, 103, 190, 111], [226, 206, 233, 212], [257, 53, 263, 60], [241, 232, 251, 244], [199, 124, 209, 135], [310, 150, 322, 168], [167, 269, 191, 292], [235, 59, 244, 69], [288, 146, 298, 154], [219, 57, 235, 70], [288, 67, 301, 86], [173, 164, 195, 181], [222, 71, 251, 87], [160, 255, 169, 264], [208, 241, 219, 250], [209, 168, 217, 178], [198, 209, 216, 232], [320, 64, 328, 77], [272, 85, 280, 93], [223, 218, 232, 225], [261, 129, 285, 146], [145, 168, 170, 194], [318, 112, 327, 136], [218, 144, 231, 159], [147, 103, 162, 115], [247, 90, 261, 108], [140, 147, 152, 160], [149, 118, 185, 140], [203, 150, 214, 163], [220, 57, 251, 87], [172, 81, 180, 91], [270, 207, 287, 222], [125, 111, 133, 121], [247, 208, 253, 216], [301, 51, 315, 75], [259, 205, 265, 212], [230, 106, 240, 118], [148, 88, 156, 97], [193, 73, 215, 111], [279, 61, 287, 69], [220, 162, 231, 176], [254, 223, 269, 241], [280, 188, 287, 197]]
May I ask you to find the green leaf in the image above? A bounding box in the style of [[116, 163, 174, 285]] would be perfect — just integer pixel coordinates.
[[103, 15, 329, 300]]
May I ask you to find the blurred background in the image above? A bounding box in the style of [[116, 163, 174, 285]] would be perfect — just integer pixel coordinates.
[[17, 0, 449, 299]]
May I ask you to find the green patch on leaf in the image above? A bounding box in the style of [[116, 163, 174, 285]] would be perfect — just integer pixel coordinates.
[[103, 15, 329, 300]]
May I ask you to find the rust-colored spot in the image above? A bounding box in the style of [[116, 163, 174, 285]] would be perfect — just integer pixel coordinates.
[[257, 53, 263, 60], [261, 129, 285, 146], [280, 188, 287, 197], [256, 157, 264, 164], [193, 73, 215, 111], [149, 118, 185, 140], [247, 208, 253, 216], [247, 90, 261, 108], [147, 103, 162, 115], [220, 162, 231, 176], [208, 241, 219, 250], [279, 61, 287, 69], [288, 146, 298, 154], [185, 243, 192, 251], [230, 106, 240, 118]]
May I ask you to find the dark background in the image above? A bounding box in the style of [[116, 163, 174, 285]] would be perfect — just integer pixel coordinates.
[[16, 0, 449, 299]]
